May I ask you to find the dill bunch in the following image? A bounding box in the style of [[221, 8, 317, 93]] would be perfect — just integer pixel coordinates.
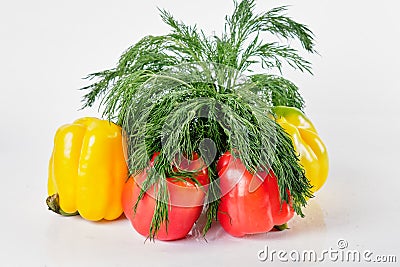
[[81, 0, 316, 239]]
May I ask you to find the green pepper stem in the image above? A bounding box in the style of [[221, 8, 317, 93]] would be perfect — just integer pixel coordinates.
[[273, 223, 289, 231], [46, 193, 79, 216]]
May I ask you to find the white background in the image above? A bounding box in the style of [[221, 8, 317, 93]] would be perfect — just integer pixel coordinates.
[[1, 0, 400, 266]]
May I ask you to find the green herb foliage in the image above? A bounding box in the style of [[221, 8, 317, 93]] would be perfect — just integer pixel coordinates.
[[81, 0, 315, 240]]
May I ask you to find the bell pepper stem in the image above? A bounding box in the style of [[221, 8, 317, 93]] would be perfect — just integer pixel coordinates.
[[46, 193, 79, 216], [273, 223, 289, 231]]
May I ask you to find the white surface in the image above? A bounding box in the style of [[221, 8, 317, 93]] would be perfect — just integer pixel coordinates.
[[1, 0, 400, 266]]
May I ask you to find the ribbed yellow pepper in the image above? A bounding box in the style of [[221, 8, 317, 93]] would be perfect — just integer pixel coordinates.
[[46, 117, 128, 221], [273, 106, 329, 193]]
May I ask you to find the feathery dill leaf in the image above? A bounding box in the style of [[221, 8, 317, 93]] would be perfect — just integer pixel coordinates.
[[250, 74, 305, 110]]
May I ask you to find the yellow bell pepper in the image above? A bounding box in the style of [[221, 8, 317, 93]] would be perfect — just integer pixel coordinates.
[[273, 106, 329, 193], [46, 117, 128, 221]]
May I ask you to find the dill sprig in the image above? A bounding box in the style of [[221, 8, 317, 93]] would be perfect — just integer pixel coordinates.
[[81, 0, 316, 240]]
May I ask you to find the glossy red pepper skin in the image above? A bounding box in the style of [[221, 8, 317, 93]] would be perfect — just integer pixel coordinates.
[[217, 151, 294, 237], [122, 153, 209, 241]]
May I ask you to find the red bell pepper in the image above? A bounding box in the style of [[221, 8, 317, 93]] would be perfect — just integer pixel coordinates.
[[217, 151, 294, 237], [122, 153, 209, 241]]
